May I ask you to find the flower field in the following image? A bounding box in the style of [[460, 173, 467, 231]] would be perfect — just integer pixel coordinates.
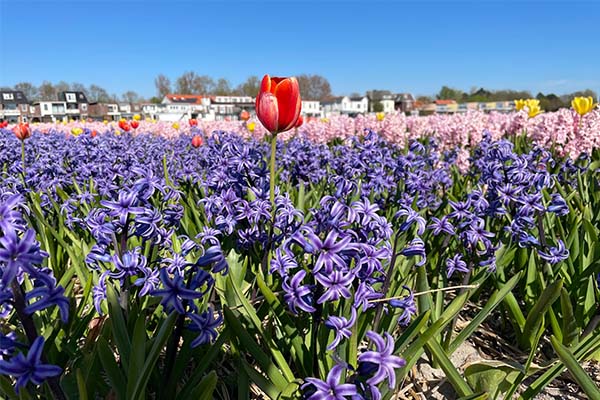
[[1, 107, 600, 399]]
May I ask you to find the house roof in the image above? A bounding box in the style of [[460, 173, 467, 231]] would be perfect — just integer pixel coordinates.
[[165, 94, 204, 104], [350, 96, 365, 101], [58, 91, 88, 103], [434, 99, 457, 105], [1, 91, 29, 104]]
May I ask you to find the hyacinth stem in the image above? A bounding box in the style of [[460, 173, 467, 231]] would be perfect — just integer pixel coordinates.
[[11, 282, 67, 400], [372, 233, 400, 332], [443, 269, 472, 349]]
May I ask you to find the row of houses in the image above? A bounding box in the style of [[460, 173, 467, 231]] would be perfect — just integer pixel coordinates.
[[1, 89, 518, 124], [0, 90, 420, 123]]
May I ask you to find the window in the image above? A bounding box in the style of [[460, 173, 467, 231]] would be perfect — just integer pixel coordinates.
[[81, 104, 88, 111], [21, 104, 28, 111], [2, 93, 14, 100], [44, 104, 49, 111], [65, 93, 76, 103]]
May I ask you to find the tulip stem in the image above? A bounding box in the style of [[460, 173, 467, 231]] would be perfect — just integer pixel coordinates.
[[21, 140, 26, 182], [269, 134, 277, 206]]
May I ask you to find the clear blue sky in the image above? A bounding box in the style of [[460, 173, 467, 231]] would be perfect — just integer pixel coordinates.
[[1, 0, 599, 98]]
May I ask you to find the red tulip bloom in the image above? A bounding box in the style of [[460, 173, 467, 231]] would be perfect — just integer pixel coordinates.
[[295, 115, 304, 128], [118, 119, 131, 132], [255, 74, 301, 134], [130, 120, 139, 129], [13, 123, 31, 141], [91, 130, 98, 138], [189, 119, 198, 127], [191, 135, 203, 148], [239, 110, 250, 121]]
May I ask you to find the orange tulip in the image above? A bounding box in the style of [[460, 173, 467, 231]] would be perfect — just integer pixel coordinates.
[[255, 74, 301, 134], [191, 135, 203, 148], [91, 130, 98, 138], [13, 123, 31, 141], [189, 119, 198, 127], [240, 110, 250, 121], [118, 119, 131, 132]]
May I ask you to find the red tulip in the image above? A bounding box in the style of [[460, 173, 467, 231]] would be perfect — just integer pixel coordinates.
[[130, 120, 139, 129], [0, 121, 8, 128], [91, 130, 98, 138], [294, 115, 303, 128], [189, 119, 198, 127], [13, 123, 31, 141], [255, 74, 301, 134], [118, 119, 131, 132], [191, 135, 203, 148], [240, 110, 250, 121]]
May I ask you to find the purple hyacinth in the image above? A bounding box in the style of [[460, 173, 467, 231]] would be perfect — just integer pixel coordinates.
[[324, 308, 357, 351], [389, 287, 416, 326], [358, 331, 406, 389], [537, 240, 569, 265], [152, 269, 204, 314], [400, 238, 426, 267], [0, 337, 62, 392], [302, 364, 357, 399], [282, 269, 315, 314], [188, 307, 223, 347], [315, 270, 355, 304], [446, 254, 469, 278]]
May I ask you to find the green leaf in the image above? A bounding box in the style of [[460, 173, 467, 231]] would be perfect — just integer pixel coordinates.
[[425, 339, 474, 396], [521, 279, 563, 349], [96, 337, 127, 400], [0, 375, 18, 400], [464, 360, 531, 398], [550, 336, 600, 400], [560, 287, 578, 346], [223, 306, 289, 391], [256, 274, 310, 376], [186, 371, 218, 400], [106, 285, 131, 370], [126, 315, 147, 399], [522, 328, 600, 398], [130, 312, 177, 400], [449, 272, 522, 353], [228, 275, 296, 382], [76, 368, 89, 400], [240, 359, 280, 399]]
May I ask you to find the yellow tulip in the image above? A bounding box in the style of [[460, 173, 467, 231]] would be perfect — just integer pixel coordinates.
[[133, 114, 141, 121], [571, 96, 596, 116], [103, 120, 108, 125], [247, 122, 256, 132], [71, 127, 83, 136], [527, 104, 542, 118], [172, 122, 180, 129], [320, 118, 329, 123], [514, 99, 527, 111], [376, 112, 385, 121]]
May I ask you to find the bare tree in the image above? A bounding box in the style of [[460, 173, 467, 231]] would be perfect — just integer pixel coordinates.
[[54, 81, 70, 95], [14, 82, 38, 100], [236, 75, 260, 96], [213, 78, 232, 96], [71, 82, 89, 96], [38, 81, 56, 100], [122, 91, 141, 103], [154, 74, 171, 98], [297, 74, 332, 101], [88, 84, 110, 102], [176, 71, 197, 94]]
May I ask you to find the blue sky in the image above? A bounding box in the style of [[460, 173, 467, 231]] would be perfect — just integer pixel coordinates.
[[1, 0, 599, 98]]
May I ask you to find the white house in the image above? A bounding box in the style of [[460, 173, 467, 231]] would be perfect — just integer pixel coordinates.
[[322, 96, 369, 117], [301, 100, 321, 117], [209, 95, 255, 120], [30, 101, 68, 122], [161, 94, 211, 121]]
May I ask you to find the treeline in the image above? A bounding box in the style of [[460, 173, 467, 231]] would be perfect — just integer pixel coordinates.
[[432, 86, 598, 111], [1, 72, 333, 104], [154, 72, 332, 101]]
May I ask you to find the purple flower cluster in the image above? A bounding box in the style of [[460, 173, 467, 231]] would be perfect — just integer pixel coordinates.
[[0, 193, 66, 392]]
